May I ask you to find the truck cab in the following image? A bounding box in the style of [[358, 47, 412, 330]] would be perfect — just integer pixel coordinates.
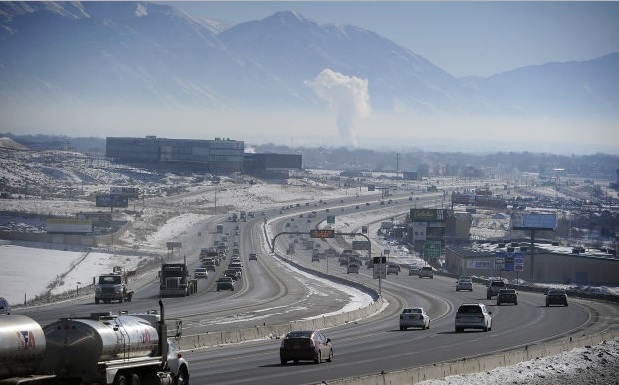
[[95, 274, 133, 304]]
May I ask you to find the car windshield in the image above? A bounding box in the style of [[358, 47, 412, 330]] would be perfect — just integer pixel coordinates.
[[286, 331, 313, 338], [458, 305, 482, 314]]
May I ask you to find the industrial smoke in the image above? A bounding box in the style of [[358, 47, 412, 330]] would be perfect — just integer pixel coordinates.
[[306, 69, 371, 147]]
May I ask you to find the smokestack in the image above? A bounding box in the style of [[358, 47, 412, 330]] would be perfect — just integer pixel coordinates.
[[306, 69, 371, 147]]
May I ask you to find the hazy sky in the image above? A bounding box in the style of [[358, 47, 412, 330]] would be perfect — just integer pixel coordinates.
[[3, 1, 618, 154], [163, 1, 619, 78]]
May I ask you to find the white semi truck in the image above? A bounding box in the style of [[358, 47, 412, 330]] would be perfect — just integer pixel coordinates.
[[0, 301, 189, 385]]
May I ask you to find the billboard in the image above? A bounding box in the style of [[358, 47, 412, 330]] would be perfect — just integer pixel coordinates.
[[466, 261, 492, 269], [96, 194, 129, 208], [451, 192, 475, 205], [110, 186, 140, 199], [511, 213, 557, 230], [410, 209, 447, 222], [47, 218, 93, 234], [352, 241, 371, 251]]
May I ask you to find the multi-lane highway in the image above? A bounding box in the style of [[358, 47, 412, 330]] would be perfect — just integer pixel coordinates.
[[15, 193, 619, 385]]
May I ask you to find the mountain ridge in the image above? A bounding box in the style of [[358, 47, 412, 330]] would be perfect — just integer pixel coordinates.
[[0, 2, 616, 118]]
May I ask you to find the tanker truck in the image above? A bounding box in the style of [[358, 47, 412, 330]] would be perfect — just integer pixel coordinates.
[[0, 300, 189, 385]]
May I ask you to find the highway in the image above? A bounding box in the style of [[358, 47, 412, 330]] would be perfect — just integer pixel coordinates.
[[15, 192, 619, 385]]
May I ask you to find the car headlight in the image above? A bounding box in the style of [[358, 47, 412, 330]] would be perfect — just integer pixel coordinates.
[[95, 287, 102, 293]]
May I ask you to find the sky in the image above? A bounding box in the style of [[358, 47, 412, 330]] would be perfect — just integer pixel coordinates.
[[3, 1, 618, 154], [164, 1, 619, 78]]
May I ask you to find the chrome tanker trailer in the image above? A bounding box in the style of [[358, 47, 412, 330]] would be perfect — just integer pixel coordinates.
[[0, 301, 189, 385], [0, 315, 53, 383]]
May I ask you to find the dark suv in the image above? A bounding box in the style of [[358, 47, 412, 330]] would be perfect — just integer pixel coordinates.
[[486, 280, 506, 299], [0, 297, 10, 315]]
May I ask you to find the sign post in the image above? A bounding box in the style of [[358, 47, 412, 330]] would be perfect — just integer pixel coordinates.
[[373, 256, 386, 298]]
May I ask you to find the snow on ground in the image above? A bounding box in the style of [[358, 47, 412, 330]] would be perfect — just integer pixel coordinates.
[[2, 162, 618, 383], [0, 241, 148, 304], [417, 337, 619, 385]]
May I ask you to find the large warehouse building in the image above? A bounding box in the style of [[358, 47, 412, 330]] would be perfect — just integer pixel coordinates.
[[106, 136, 301, 176], [106, 136, 245, 173]]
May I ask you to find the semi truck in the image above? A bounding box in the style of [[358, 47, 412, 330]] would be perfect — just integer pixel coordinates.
[[0, 301, 189, 385], [159, 258, 198, 297], [95, 273, 134, 304]]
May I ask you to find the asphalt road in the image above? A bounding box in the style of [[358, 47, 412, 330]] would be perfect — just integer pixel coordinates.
[[14, 193, 619, 385]]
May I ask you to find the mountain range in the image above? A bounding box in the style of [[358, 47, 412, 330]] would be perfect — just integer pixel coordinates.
[[0, 1, 617, 118]]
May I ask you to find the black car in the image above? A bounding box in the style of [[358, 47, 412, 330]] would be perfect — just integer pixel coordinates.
[[545, 289, 568, 307], [216, 277, 234, 291], [280, 330, 333, 365], [496, 289, 518, 305]]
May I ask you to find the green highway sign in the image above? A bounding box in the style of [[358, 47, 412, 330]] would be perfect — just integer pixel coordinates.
[[423, 240, 442, 258]]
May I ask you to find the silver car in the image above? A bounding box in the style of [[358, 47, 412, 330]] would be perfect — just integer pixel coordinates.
[[399, 307, 430, 330], [455, 303, 492, 332], [456, 276, 473, 291]]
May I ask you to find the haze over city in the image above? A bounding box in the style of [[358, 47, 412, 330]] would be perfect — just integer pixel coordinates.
[[1, 1, 617, 154]]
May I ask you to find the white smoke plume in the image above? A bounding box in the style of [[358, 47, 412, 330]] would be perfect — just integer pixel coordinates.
[[306, 69, 371, 147]]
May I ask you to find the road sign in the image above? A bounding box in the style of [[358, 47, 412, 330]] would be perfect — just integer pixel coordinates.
[[326, 215, 335, 224], [166, 242, 182, 250], [352, 241, 371, 251], [309, 229, 335, 238], [373, 256, 386, 279], [423, 240, 441, 258]]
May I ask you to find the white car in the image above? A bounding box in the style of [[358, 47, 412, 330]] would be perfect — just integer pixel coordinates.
[[387, 264, 400, 275], [194, 267, 208, 279], [455, 303, 492, 332], [418, 266, 434, 278], [456, 276, 473, 291], [399, 307, 430, 330]]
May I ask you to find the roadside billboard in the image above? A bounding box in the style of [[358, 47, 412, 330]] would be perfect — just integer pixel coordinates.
[[96, 194, 129, 208], [47, 218, 93, 234], [410, 209, 447, 222], [110, 186, 140, 199], [511, 213, 557, 230], [466, 260, 492, 269]]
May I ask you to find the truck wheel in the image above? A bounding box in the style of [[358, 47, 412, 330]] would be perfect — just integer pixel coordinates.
[[119, 297, 123, 303], [95, 298, 100, 304], [129, 373, 141, 385], [175, 366, 189, 385], [114, 374, 128, 385]]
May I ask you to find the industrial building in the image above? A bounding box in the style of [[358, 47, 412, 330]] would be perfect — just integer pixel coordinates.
[[106, 136, 301, 177], [445, 241, 619, 285]]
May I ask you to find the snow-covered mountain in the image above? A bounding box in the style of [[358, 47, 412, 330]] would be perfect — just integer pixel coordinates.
[[0, 1, 616, 117]]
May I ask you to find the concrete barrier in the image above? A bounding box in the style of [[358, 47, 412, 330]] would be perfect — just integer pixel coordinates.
[[310, 327, 619, 385], [178, 297, 384, 350]]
